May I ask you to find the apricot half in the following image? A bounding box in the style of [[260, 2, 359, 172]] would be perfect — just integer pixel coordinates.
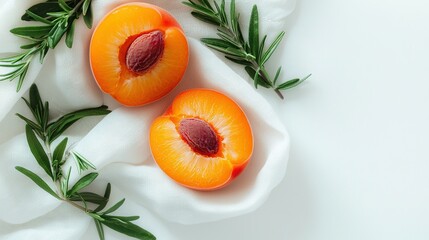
[[149, 89, 254, 190], [90, 3, 189, 106]]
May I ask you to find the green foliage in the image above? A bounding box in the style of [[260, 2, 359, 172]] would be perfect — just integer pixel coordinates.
[[0, 0, 94, 91], [183, 0, 310, 99], [15, 84, 155, 239]]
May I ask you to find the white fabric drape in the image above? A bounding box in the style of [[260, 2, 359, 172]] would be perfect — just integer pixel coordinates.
[[0, 0, 294, 239]]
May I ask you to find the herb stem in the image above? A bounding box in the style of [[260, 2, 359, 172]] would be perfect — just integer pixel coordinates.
[[65, 198, 88, 212], [43, 139, 56, 180], [274, 88, 284, 99], [71, 0, 85, 13], [41, 124, 91, 213]]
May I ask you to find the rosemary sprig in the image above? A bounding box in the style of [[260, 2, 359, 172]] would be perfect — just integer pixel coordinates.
[[183, 0, 310, 99], [15, 84, 156, 240], [0, 0, 93, 91]]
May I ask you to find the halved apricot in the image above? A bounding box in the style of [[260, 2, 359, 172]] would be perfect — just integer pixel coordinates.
[[149, 89, 254, 190], [90, 3, 189, 106]]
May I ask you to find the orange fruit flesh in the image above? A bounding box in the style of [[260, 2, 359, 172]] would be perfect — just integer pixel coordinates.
[[90, 3, 188, 106], [150, 90, 253, 190]]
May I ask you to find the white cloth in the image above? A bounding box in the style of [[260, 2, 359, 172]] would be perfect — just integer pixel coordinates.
[[0, 0, 294, 238]]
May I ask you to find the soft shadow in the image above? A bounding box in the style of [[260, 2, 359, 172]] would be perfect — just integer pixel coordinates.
[[164, 149, 315, 239]]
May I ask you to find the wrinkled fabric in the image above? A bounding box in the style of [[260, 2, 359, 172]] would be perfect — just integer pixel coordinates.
[[0, 0, 294, 238]]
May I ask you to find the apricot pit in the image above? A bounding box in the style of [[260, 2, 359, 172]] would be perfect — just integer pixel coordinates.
[[178, 118, 219, 156], [126, 30, 164, 74]]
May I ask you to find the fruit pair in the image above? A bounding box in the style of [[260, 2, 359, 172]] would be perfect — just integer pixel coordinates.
[[90, 3, 253, 190]]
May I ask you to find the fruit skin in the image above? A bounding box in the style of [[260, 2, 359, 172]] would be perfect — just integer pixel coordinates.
[[90, 3, 189, 106], [149, 89, 254, 190]]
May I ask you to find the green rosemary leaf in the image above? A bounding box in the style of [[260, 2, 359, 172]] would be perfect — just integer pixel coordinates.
[[58, 0, 72, 12], [235, 14, 246, 47], [78, 193, 90, 211], [94, 219, 105, 240], [258, 35, 267, 63], [219, 0, 227, 25], [83, 5, 93, 28], [0, 67, 21, 77], [275, 78, 300, 90], [93, 183, 111, 213], [21, 1, 63, 21], [190, 11, 220, 25], [106, 215, 140, 222], [46, 11, 65, 18], [19, 102, 45, 140], [20, 42, 43, 50], [21, 96, 33, 114], [21, 47, 40, 62], [17, 64, 29, 91], [72, 152, 96, 173], [25, 125, 53, 179], [15, 166, 60, 200], [0, 63, 22, 68], [69, 192, 108, 204], [83, 0, 91, 15], [199, 0, 213, 8], [47, 105, 110, 143], [65, 21, 75, 48], [212, 0, 223, 22], [39, 45, 49, 63], [61, 166, 72, 196], [89, 212, 105, 221], [201, 38, 239, 49], [248, 5, 259, 58], [0, 67, 28, 84], [0, 54, 23, 63], [216, 32, 241, 48], [25, 10, 53, 25], [261, 31, 285, 65], [201, 39, 246, 58], [53, 137, 68, 163], [102, 198, 125, 215], [29, 84, 43, 116], [252, 67, 261, 89], [43, 101, 49, 130], [230, 0, 237, 33], [67, 172, 99, 196], [10, 25, 52, 39], [275, 74, 311, 90], [273, 66, 282, 86], [47, 24, 68, 49], [225, 56, 250, 65], [101, 218, 156, 240], [27, 84, 47, 127], [16, 113, 42, 134]]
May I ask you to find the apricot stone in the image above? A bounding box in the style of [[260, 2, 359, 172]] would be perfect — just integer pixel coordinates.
[[178, 118, 219, 156], [126, 30, 164, 74]]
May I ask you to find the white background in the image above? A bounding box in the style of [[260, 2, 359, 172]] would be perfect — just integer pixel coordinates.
[[166, 0, 429, 239]]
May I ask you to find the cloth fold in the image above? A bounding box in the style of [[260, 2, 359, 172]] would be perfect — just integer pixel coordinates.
[[0, 0, 295, 238]]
